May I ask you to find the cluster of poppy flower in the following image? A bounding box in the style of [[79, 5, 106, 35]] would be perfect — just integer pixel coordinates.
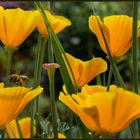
[[60, 15, 140, 136], [0, 5, 140, 139]]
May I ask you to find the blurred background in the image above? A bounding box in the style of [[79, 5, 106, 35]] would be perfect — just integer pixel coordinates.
[[0, 1, 140, 137]]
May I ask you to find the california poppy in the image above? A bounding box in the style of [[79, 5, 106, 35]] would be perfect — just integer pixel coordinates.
[[0, 83, 43, 128], [64, 53, 107, 88], [89, 15, 140, 57], [59, 85, 140, 135], [37, 10, 71, 38], [0, 7, 39, 49]]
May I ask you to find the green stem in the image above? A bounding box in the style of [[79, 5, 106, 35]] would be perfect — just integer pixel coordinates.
[[6, 48, 14, 86], [47, 28, 58, 139], [30, 100, 36, 138], [137, 119, 140, 138], [46, 2, 58, 134], [34, 37, 44, 121], [106, 65, 112, 91], [16, 118, 23, 138], [48, 69, 58, 139], [30, 35, 42, 138], [132, 1, 140, 137], [36, 38, 47, 113], [75, 116, 90, 138], [102, 72, 106, 86], [31, 36, 47, 138], [48, 31, 54, 63], [132, 1, 138, 93], [37, 38, 47, 83], [33, 35, 42, 87], [96, 75, 101, 85]]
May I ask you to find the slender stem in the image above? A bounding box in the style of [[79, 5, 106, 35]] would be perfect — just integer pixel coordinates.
[[30, 35, 42, 138], [37, 38, 47, 85], [48, 69, 58, 139], [47, 29, 58, 139], [46, 1, 58, 134], [6, 48, 14, 86], [31, 36, 47, 138], [132, 1, 140, 137], [36, 38, 47, 113], [106, 65, 112, 91], [132, 1, 138, 93], [30, 100, 36, 138], [74, 116, 90, 138], [33, 35, 42, 87], [96, 75, 101, 85], [15, 118, 23, 138], [33, 37, 47, 115], [102, 72, 106, 86], [48, 31, 54, 63]]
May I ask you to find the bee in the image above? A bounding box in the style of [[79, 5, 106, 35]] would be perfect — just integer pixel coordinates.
[[8, 74, 28, 86]]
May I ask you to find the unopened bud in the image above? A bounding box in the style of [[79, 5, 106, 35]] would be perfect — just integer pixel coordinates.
[[42, 63, 60, 71]]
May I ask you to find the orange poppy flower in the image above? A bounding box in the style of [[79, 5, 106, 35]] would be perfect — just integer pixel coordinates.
[[0, 7, 39, 49], [37, 10, 71, 38], [59, 84, 140, 135], [0, 83, 43, 128], [89, 15, 140, 57], [64, 53, 107, 88]]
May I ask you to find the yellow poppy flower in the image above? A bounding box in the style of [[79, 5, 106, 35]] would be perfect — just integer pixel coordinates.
[[37, 10, 71, 38], [64, 53, 107, 88], [6, 117, 36, 138], [89, 15, 140, 57], [59, 85, 140, 135], [0, 83, 43, 128], [0, 7, 39, 49]]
